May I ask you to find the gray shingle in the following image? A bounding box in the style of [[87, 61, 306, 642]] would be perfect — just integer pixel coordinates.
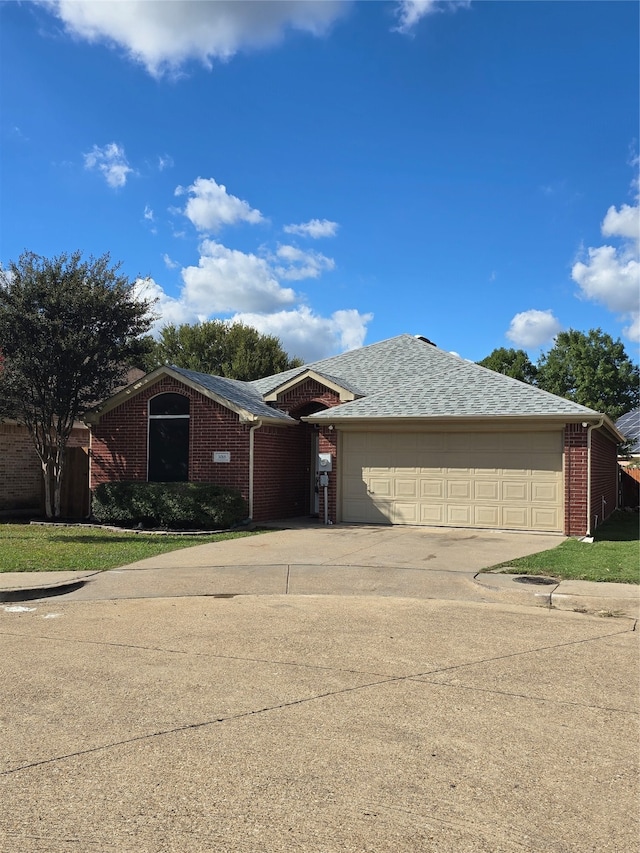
[[255, 334, 601, 419], [169, 366, 295, 422]]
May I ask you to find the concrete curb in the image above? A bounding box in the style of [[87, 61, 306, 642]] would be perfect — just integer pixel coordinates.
[[0, 571, 100, 603]]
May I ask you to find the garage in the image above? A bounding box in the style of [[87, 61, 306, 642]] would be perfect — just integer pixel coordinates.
[[341, 429, 564, 532]]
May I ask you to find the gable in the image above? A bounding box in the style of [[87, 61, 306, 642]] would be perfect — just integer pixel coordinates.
[[85, 366, 296, 426]]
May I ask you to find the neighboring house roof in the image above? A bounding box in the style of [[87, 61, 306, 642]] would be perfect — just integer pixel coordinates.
[[253, 334, 609, 422], [616, 408, 640, 454]]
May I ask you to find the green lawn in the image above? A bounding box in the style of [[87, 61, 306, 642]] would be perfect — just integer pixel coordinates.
[[0, 523, 267, 572], [485, 512, 640, 584]]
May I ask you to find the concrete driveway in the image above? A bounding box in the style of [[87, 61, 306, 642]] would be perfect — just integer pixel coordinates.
[[1, 522, 638, 852]]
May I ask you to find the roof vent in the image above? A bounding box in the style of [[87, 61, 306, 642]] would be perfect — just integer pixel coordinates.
[[415, 335, 437, 346]]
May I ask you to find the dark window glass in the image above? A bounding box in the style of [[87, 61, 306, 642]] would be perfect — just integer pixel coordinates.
[[148, 419, 189, 482], [150, 393, 190, 416]]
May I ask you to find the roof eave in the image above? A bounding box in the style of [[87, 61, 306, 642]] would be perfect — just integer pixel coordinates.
[[302, 412, 624, 439], [84, 366, 295, 426]]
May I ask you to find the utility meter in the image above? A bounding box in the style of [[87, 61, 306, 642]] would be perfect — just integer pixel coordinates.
[[318, 452, 333, 472]]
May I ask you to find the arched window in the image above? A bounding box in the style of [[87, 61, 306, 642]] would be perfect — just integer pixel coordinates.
[[148, 393, 190, 482]]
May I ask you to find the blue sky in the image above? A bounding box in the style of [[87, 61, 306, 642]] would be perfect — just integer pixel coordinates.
[[1, 0, 638, 363]]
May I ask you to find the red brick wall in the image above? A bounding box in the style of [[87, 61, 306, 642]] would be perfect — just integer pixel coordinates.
[[275, 380, 341, 414], [318, 427, 338, 523], [0, 424, 42, 511], [590, 429, 618, 529], [0, 423, 89, 512], [90, 378, 250, 503], [564, 424, 588, 536], [564, 424, 619, 536], [252, 424, 307, 521]]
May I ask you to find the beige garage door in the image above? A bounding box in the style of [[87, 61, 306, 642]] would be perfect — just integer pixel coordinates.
[[341, 431, 563, 532]]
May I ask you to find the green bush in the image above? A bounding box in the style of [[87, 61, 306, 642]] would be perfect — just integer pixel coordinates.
[[92, 482, 248, 530]]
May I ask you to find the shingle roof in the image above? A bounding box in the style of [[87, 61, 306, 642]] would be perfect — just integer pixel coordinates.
[[252, 334, 601, 419], [616, 408, 640, 453], [169, 366, 295, 423]]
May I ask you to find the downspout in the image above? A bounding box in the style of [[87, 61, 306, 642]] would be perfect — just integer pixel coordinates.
[[585, 416, 605, 536], [248, 420, 263, 521]]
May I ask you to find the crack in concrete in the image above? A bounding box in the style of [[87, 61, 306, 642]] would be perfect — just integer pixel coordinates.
[[2, 622, 635, 777]]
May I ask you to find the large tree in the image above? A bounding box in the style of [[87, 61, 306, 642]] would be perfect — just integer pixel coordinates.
[[477, 347, 538, 384], [536, 328, 639, 420], [0, 251, 154, 518], [143, 320, 302, 380]]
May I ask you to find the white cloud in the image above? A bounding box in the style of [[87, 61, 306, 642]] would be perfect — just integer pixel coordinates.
[[229, 306, 373, 362], [572, 199, 640, 343], [132, 276, 194, 330], [83, 142, 132, 188], [506, 309, 562, 348], [158, 154, 174, 171], [177, 177, 263, 232], [181, 239, 297, 314], [283, 218, 339, 239], [602, 203, 640, 244], [394, 0, 470, 34], [273, 245, 335, 281], [43, 0, 349, 76], [162, 253, 179, 270], [572, 245, 639, 315], [143, 205, 154, 221]]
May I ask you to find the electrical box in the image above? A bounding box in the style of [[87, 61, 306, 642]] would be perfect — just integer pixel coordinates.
[[318, 453, 333, 472], [319, 472, 329, 488]]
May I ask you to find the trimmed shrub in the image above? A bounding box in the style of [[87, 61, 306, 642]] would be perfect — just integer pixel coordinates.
[[92, 482, 248, 530]]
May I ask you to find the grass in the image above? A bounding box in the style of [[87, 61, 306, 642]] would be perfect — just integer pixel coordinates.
[[485, 511, 640, 584], [0, 523, 268, 573]]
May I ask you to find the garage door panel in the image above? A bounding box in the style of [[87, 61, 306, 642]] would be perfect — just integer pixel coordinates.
[[532, 482, 559, 502], [421, 504, 444, 524], [395, 478, 418, 499], [368, 477, 392, 497], [502, 481, 529, 501], [502, 506, 529, 528], [532, 508, 560, 529], [341, 431, 563, 532], [474, 505, 500, 526], [393, 502, 419, 523], [447, 505, 472, 525], [447, 480, 471, 499], [474, 480, 499, 500], [421, 479, 445, 498], [531, 453, 563, 474], [344, 476, 368, 499]]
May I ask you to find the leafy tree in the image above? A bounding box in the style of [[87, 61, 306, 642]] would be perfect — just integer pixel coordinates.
[[143, 320, 302, 380], [0, 251, 155, 518], [536, 328, 639, 420], [477, 347, 538, 384]]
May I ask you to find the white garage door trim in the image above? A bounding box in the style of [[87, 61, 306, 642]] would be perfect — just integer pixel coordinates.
[[340, 430, 564, 532]]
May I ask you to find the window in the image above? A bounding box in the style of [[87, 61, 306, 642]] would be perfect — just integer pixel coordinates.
[[148, 393, 190, 482]]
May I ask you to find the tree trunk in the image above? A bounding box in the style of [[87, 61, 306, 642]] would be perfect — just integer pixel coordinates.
[[53, 444, 64, 518], [41, 458, 53, 519]]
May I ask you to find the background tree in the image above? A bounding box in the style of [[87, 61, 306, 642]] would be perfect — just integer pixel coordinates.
[[0, 251, 154, 518], [536, 328, 639, 420], [143, 320, 303, 380], [477, 347, 538, 384]]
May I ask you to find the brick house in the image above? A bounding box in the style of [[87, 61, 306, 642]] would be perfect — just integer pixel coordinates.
[[0, 421, 89, 516], [87, 334, 622, 536]]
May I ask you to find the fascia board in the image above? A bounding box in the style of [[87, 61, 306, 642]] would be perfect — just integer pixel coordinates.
[[301, 413, 625, 439], [263, 369, 357, 403]]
